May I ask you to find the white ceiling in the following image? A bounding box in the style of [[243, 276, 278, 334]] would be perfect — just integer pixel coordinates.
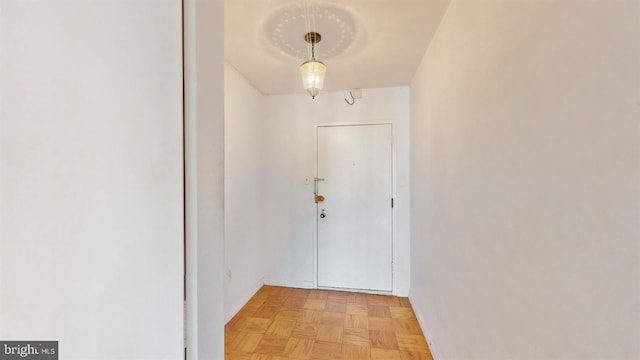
[[225, 0, 451, 96]]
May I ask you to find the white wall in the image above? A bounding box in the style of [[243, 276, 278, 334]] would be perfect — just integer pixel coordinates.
[[0, 0, 184, 358], [263, 87, 411, 295], [409, 0, 640, 359], [184, 0, 226, 359], [224, 63, 266, 321]]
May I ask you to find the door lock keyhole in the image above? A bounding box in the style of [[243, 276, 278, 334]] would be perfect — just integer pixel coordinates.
[[320, 209, 326, 218]]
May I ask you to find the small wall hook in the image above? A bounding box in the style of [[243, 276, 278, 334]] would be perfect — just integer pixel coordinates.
[[344, 90, 355, 105]]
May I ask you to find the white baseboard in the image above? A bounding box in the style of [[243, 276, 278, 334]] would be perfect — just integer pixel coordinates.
[[408, 295, 440, 360], [264, 278, 315, 289], [225, 277, 264, 323]]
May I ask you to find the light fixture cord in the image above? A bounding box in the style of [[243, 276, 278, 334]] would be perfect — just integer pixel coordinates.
[[311, 4, 318, 59], [304, 1, 311, 59]]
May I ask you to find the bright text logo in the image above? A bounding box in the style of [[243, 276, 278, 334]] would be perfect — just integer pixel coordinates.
[[0, 342, 57, 360]]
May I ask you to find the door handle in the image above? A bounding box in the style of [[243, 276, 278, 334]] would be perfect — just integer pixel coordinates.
[[314, 177, 325, 203], [320, 209, 326, 218]]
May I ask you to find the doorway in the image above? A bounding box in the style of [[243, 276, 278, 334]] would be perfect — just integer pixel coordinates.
[[316, 124, 393, 292]]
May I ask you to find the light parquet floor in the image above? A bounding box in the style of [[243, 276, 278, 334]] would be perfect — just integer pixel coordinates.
[[225, 285, 434, 360]]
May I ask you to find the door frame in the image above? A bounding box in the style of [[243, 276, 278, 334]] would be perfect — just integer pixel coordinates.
[[313, 120, 398, 295]]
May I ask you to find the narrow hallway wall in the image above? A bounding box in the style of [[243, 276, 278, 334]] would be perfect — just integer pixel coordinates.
[[1, 0, 186, 357], [224, 63, 266, 320], [262, 88, 411, 296], [410, 0, 640, 358]]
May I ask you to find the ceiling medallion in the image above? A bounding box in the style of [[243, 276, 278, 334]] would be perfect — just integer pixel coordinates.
[[263, 2, 358, 61]]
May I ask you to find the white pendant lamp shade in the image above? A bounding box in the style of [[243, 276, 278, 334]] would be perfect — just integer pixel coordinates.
[[300, 59, 326, 99], [300, 31, 326, 99]]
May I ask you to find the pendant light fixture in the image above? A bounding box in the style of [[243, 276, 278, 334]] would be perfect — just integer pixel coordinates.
[[300, 31, 326, 99]]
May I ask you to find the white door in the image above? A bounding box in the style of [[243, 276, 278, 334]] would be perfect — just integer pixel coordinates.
[[316, 124, 393, 292]]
